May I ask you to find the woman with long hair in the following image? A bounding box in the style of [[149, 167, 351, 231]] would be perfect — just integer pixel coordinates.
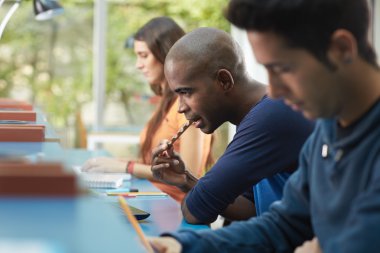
[[82, 17, 213, 202]]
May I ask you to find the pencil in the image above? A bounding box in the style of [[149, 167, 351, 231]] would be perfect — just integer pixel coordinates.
[[118, 196, 154, 253], [108, 192, 167, 196]]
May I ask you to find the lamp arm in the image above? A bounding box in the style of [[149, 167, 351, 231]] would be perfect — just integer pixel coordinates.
[[0, 1, 21, 40]]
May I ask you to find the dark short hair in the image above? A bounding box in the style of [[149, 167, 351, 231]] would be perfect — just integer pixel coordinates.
[[134, 17, 185, 64], [226, 0, 378, 68]]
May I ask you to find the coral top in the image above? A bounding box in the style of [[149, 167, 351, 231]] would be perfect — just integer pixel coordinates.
[[140, 97, 212, 202]]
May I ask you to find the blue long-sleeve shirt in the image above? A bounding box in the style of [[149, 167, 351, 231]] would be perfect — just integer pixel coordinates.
[[167, 99, 380, 253], [185, 96, 314, 222]]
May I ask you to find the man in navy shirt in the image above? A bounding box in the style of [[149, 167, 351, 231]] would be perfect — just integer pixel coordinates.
[[151, 27, 314, 224]]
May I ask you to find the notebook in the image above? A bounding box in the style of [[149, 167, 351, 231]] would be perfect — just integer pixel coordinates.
[[72, 166, 131, 189], [80, 173, 124, 189]]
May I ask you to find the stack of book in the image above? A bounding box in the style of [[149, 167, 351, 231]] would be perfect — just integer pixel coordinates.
[[0, 98, 44, 142]]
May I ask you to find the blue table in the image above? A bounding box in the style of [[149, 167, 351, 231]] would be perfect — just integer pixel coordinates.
[[100, 179, 209, 236], [63, 149, 209, 235], [0, 197, 146, 253], [0, 144, 209, 252]]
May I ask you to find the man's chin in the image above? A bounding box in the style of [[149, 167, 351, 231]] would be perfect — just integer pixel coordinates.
[[302, 110, 318, 120], [200, 128, 212, 134], [199, 125, 216, 134]]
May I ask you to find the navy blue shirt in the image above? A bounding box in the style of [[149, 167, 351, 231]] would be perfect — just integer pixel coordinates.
[[185, 96, 314, 223]]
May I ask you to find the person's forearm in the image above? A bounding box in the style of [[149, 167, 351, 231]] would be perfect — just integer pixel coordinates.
[[130, 162, 155, 180], [173, 203, 304, 252], [221, 195, 256, 221], [178, 170, 198, 192], [181, 200, 203, 224]]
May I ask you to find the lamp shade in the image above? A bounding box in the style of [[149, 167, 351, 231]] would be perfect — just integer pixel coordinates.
[[33, 0, 64, 21]]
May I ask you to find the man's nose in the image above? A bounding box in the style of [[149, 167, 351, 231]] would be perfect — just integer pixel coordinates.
[[178, 98, 188, 114], [267, 73, 287, 99]]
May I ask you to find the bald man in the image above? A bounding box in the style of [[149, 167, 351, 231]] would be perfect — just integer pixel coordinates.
[[151, 27, 314, 224]]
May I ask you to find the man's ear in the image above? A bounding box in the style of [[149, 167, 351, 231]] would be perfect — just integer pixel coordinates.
[[327, 29, 358, 66], [216, 69, 234, 91]]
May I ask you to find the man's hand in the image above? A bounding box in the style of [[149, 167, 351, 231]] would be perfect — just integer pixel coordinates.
[[81, 157, 126, 173], [294, 237, 322, 253], [148, 237, 182, 253], [151, 141, 197, 192]]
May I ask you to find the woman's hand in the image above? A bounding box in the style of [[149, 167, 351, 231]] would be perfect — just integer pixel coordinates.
[[81, 157, 126, 173]]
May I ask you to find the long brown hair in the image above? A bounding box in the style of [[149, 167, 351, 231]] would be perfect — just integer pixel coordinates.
[[134, 17, 185, 163]]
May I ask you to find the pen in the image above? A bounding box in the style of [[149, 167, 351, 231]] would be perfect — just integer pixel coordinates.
[[117, 194, 166, 198], [106, 188, 139, 193], [159, 120, 193, 158], [165, 120, 194, 149], [118, 196, 154, 253]]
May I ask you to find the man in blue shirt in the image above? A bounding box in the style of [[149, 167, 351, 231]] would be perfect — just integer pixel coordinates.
[[151, 28, 314, 224], [149, 0, 380, 252]]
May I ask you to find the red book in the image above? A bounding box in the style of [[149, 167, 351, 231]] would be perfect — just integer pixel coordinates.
[[0, 125, 45, 142], [0, 98, 33, 110], [0, 111, 36, 122], [0, 161, 78, 196]]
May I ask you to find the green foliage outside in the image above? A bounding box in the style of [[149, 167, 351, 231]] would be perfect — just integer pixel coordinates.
[[0, 0, 229, 147]]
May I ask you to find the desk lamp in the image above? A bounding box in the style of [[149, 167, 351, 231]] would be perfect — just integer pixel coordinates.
[[0, 0, 64, 40]]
